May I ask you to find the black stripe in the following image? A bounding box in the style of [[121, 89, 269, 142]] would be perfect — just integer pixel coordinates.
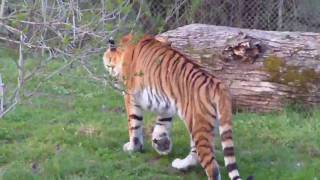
[[154, 94, 160, 107], [134, 104, 142, 109], [178, 61, 188, 76], [199, 152, 212, 162], [165, 52, 177, 101], [131, 47, 135, 61], [183, 100, 189, 119], [185, 68, 197, 97], [158, 117, 172, 122], [133, 137, 140, 146], [158, 51, 173, 105], [145, 46, 167, 68], [129, 114, 143, 121], [157, 54, 166, 99], [130, 125, 141, 130], [147, 91, 152, 109], [233, 176, 241, 180], [146, 47, 167, 69], [167, 52, 179, 71], [181, 62, 189, 79], [195, 136, 210, 146], [195, 77, 209, 114], [203, 119, 214, 130], [152, 50, 167, 67], [171, 57, 181, 75], [192, 127, 212, 138], [179, 61, 188, 108], [142, 44, 161, 66], [226, 163, 238, 172], [198, 76, 209, 89], [209, 111, 217, 119], [223, 147, 235, 157], [190, 70, 201, 82], [215, 82, 221, 93], [191, 74, 204, 89], [137, 39, 153, 57], [221, 129, 233, 141], [213, 166, 220, 180], [174, 61, 185, 108], [190, 72, 204, 90], [181, 62, 190, 116], [203, 156, 214, 169], [198, 144, 212, 149], [155, 122, 165, 126], [188, 118, 193, 133]]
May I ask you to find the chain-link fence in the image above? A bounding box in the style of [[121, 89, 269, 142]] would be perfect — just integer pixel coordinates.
[[139, 0, 320, 33]]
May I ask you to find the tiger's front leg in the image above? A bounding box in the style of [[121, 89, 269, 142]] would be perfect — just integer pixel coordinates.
[[123, 95, 144, 153], [152, 115, 173, 155]]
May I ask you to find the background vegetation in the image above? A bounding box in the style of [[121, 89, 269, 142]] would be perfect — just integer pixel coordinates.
[[0, 0, 320, 179]]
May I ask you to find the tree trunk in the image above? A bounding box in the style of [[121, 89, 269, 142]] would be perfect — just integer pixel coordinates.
[[159, 24, 320, 112]]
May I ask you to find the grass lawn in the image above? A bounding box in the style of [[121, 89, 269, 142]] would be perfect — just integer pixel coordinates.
[[0, 48, 319, 180]]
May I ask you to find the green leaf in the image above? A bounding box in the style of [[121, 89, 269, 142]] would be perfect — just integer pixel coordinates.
[[121, 5, 132, 14], [16, 13, 27, 21], [105, 24, 113, 31], [63, 36, 71, 46], [22, 27, 29, 34], [64, 24, 73, 31]]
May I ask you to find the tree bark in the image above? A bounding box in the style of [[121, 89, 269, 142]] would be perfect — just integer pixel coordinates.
[[159, 24, 320, 112]]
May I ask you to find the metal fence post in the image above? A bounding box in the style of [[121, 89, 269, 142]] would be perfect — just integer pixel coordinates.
[[0, 74, 4, 115]]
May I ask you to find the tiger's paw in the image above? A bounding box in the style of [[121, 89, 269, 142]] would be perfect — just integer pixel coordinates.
[[152, 133, 172, 155], [123, 137, 143, 153], [171, 154, 199, 170]]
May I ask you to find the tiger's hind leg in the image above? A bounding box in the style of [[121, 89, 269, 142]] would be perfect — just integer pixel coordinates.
[[152, 115, 173, 155], [192, 117, 221, 180], [172, 138, 199, 170]]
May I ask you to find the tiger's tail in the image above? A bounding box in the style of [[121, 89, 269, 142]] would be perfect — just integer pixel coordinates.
[[216, 83, 241, 180]]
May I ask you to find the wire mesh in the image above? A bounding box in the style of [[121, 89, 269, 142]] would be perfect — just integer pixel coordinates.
[[138, 0, 320, 33]]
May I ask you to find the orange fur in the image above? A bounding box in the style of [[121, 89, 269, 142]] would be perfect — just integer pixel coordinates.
[[103, 34, 241, 180]]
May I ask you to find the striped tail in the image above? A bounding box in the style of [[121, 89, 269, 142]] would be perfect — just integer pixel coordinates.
[[219, 124, 241, 180], [216, 83, 241, 180]]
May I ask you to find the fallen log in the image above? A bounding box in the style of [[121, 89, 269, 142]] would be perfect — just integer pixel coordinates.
[[159, 24, 320, 112]]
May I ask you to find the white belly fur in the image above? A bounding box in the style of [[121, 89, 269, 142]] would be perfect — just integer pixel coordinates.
[[136, 88, 176, 116]]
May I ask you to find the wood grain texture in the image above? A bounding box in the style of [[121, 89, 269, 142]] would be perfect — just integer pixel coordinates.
[[159, 24, 320, 112]]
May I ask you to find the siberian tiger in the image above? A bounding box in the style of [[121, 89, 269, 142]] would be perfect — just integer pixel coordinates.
[[103, 34, 242, 180]]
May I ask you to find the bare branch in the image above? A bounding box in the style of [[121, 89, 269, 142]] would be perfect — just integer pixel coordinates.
[[0, 74, 4, 116], [0, 0, 5, 18], [0, 100, 17, 119]]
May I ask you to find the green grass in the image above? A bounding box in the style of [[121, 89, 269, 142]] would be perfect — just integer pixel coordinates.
[[0, 48, 320, 180]]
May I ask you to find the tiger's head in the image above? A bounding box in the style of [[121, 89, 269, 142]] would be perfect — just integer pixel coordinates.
[[103, 34, 170, 78], [103, 34, 133, 78]]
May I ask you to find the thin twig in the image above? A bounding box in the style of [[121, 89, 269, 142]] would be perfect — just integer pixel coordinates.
[[0, 100, 17, 119], [25, 58, 77, 98]]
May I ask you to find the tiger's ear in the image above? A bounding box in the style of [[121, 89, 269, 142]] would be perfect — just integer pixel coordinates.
[[108, 37, 116, 51], [120, 34, 133, 46]]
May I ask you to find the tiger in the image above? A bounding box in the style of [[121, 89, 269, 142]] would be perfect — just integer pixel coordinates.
[[103, 34, 242, 180]]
